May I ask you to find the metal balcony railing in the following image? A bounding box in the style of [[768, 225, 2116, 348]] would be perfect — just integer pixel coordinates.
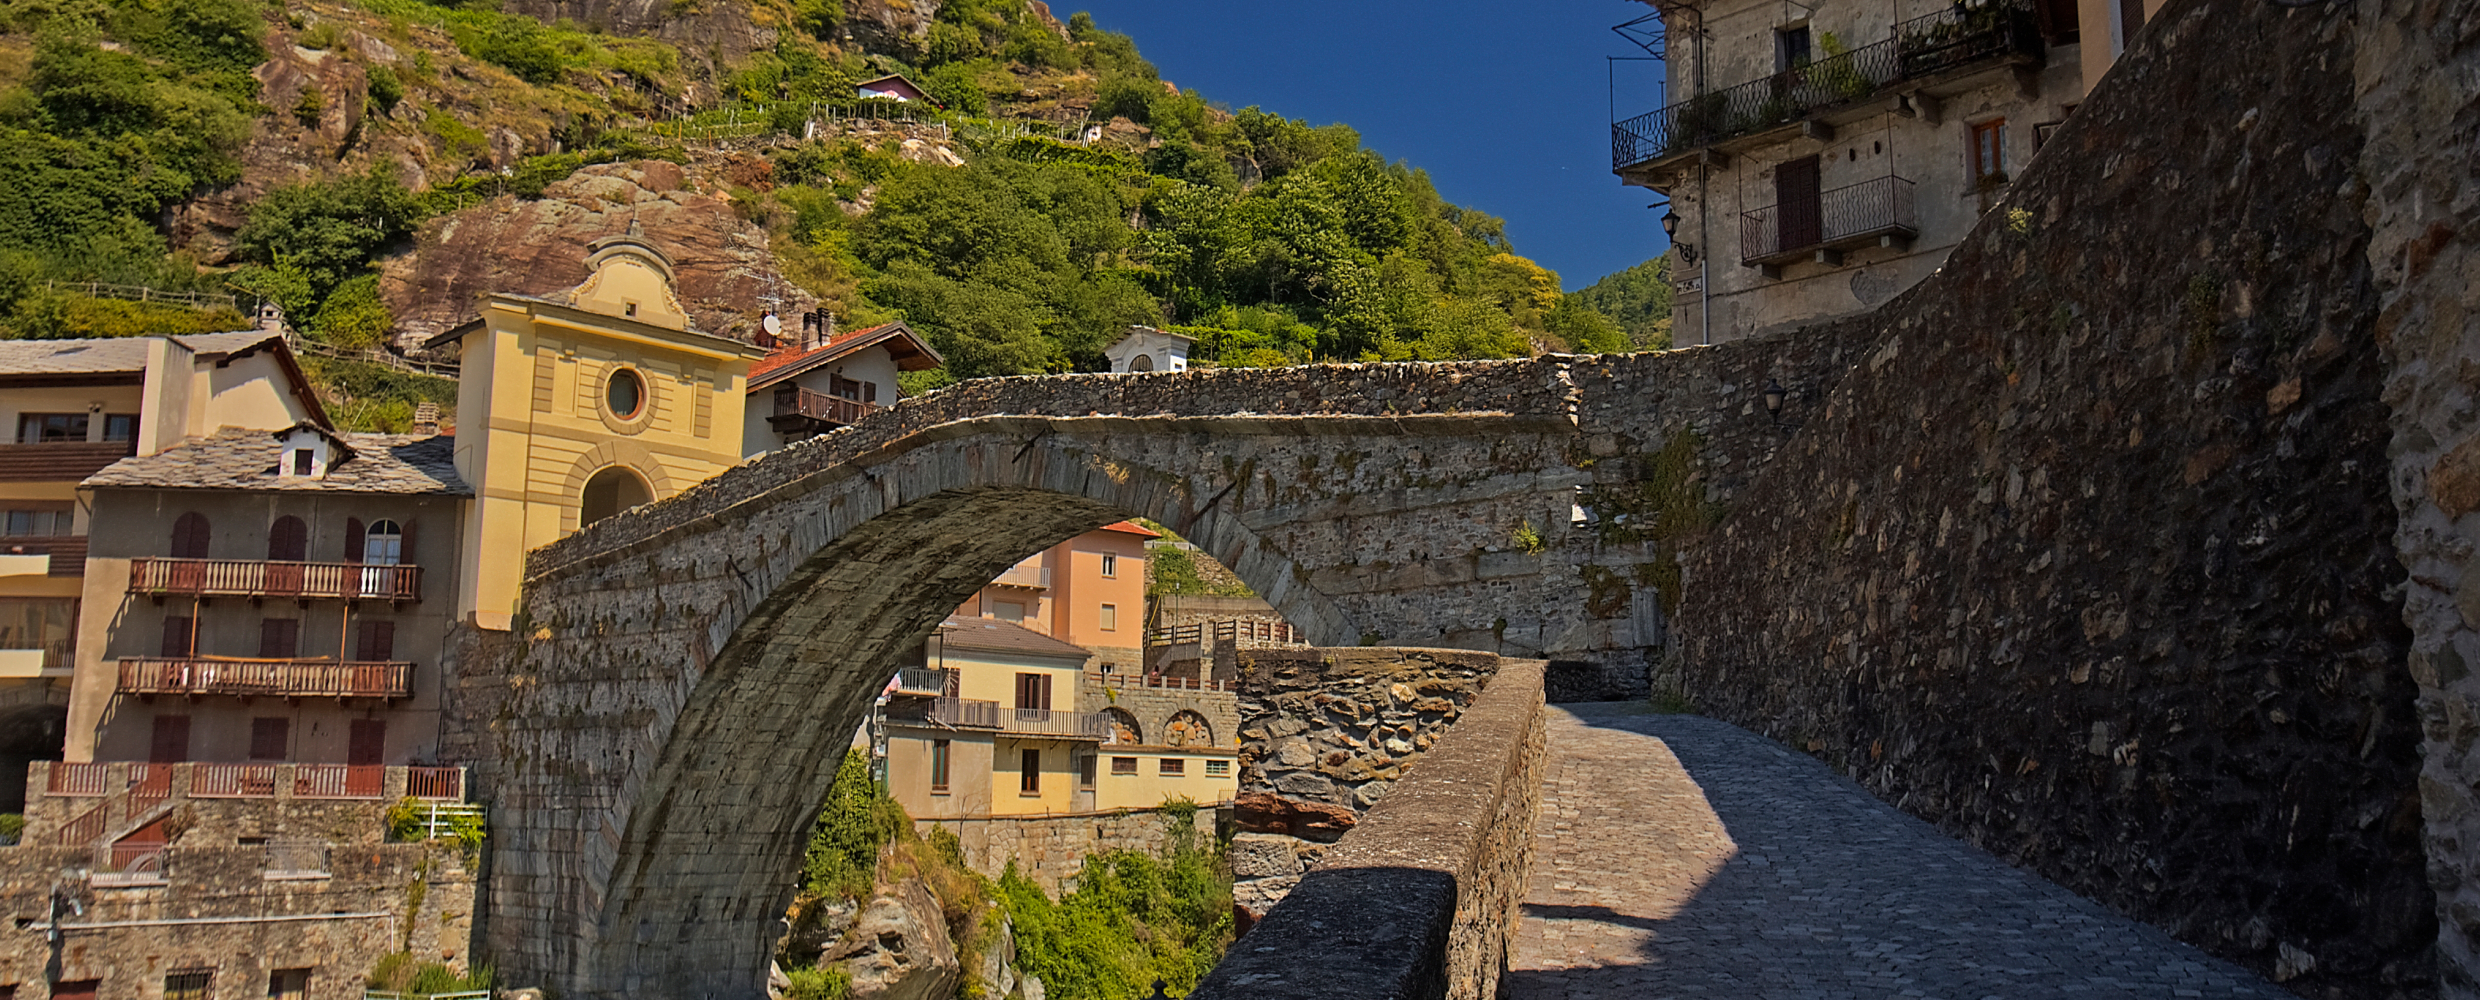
[[991, 563, 1050, 590], [999, 707, 1111, 740], [117, 658, 414, 699], [888, 696, 1003, 730], [1612, 0, 2041, 170], [1739, 175, 1920, 265], [293, 764, 386, 799], [128, 558, 421, 601], [895, 666, 958, 696]]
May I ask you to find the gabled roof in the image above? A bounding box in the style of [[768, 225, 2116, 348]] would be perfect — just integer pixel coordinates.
[[0, 337, 156, 376], [937, 614, 1091, 662], [856, 74, 936, 103], [84, 428, 471, 495], [0, 333, 332, 429], [1098, 520, 1161, 538], [747, 321, 944, 391]]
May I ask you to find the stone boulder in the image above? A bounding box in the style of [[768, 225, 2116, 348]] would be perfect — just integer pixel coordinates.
[[825, 878, 960, 1000], [376, 161, 814, 346], [1232, 792, 1357, 842]]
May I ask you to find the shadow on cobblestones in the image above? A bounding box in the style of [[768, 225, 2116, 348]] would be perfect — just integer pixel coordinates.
[[1506, 706, 2292, 1000]]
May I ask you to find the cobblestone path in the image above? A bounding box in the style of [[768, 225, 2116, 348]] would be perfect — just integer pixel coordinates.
[[1507, 705, 2291, 999]]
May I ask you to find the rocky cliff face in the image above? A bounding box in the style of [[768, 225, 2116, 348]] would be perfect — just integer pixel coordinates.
[[377, 160, 812, 344]]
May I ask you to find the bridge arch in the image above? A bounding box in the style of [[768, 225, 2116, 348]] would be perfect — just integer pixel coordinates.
[[446, 359, 1788, 996]]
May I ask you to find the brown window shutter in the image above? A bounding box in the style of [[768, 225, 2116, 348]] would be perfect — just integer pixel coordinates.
[[160, 617, 194, 657], [267, 516, 307, 561], [358, 620, 396, 662], [259, 618, 300, 659], [348, 719, 385, 766], [170, 512, 211, 559], [344, 518, 365, 563], [249, 717, 289, 761], [149, 715, 190, 763], [1038, 673, 1052, 710]]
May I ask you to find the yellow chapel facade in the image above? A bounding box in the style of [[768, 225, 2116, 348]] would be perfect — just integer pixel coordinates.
[[428, 235, 766, 630]]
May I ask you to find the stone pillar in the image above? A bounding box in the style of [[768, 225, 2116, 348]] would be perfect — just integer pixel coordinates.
[[2359, 3, 2480, 993]]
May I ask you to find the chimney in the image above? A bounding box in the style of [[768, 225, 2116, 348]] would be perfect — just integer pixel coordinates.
[[411, 401, 442, 436], [801, 310, 836, 351]]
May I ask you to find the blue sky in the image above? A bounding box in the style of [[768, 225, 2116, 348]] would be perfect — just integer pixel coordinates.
[[1062, 1, 1675, 291]]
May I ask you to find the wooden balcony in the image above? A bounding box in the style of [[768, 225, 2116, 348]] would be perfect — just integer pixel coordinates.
[[768, 385, 879, 437], [128, 558, 421, 601], [0, 441, 135, 482], [117, 657, 413, 700]]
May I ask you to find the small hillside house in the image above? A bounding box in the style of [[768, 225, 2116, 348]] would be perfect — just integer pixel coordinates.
[[1103, 327, 1193, 374]]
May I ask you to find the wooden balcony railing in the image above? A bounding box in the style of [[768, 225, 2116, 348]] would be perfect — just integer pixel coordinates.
[[998, 707, 1111, 740], [769, 385, 879, 432], [407, 766, 463, 800], [293, 763, 385, 799], [117, 658, 414, 699], [128, 558, 421, 601], [192, 763, 282, 798], [0, 441, 136, 483], [47, 761, 107, 796]]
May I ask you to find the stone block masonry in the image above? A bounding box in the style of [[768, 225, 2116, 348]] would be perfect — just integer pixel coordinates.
[[914, 805, 1222, 897], [1664, 0, 2433, 994], [1194, 658, 1544, 1000]]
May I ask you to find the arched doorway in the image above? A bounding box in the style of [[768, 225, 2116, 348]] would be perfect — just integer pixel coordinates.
[[580, 466, 654, 528]]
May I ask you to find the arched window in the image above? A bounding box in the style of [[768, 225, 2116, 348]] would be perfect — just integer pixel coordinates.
[[169, 513, 211, 559], [1103, 708, 1143, 746], [1128, 354, 1154, 373], [363, 520, 403, 566], [580, 466, 653, 528], [1165, 710, 1213, 748], [266, 516, 307, 562]]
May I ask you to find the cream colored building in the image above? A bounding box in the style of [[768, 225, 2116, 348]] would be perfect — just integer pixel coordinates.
[[426, 236, 767, 630], [1616, 0, 2168, 345], [741, 317, 939, 457], [0, 332, 328, 807]]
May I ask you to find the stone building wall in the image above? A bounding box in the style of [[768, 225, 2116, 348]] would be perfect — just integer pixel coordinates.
[[1663, 0, 2430, 994], [2353, 0, 2480, 994], [912, 805, 1220, 896]]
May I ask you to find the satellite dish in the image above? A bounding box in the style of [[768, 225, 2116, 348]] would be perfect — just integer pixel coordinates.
[[761, 312, 782, 337]]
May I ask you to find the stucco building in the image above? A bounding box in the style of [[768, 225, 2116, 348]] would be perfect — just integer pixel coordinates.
[[0, 332, 331, 806], [957, 520, 1157, 676], [740, 315, 940, 457], [1615, 0, 2171, 344]]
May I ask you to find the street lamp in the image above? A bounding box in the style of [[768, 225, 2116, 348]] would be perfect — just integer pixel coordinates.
[[1763, 379, 1787, 423], [1657, 204, 1699, 264]]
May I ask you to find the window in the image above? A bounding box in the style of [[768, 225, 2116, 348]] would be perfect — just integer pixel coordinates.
[[363, 520, 403, 565], [170, 512, 212, 558], [103, 414, 136, 443], [258, 618, 301, 659], [1205, 759, 1231, 777], [1159, 758, 1185, 777], [16, 413, 86, 444], [1015, 673, 1052, 711], [0, 597, 77, 670], [291, 449, 314, 476], [1111, 756, 1137, 775], [1020, 748, 1041, 795], [992, 600, 1026, 623], [160, 615, 195, 658], [249, 718, 289, 761], [3, 506, 73, 536], [267, 516, 308, 562], [348, 719, 385, 766], [164, 970, 212, 1000], [1776, 24, 1812, 70], [356, 620, 396, 662], [267, 968, 311, 1000], [1099, 603, 1117, 631], [1970, 119, 2008, 184], [931, 739, 951, 792], [1100, 553, 1117, 578], [606, 367, 645, 419], [1078, 754, 1097, 788], [149, 715, 190, 763]]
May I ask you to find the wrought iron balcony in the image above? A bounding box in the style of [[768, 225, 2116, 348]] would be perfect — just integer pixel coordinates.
[[117, 657, 413, 699], [997, 707, 1110, 740], [895, 666, 958, 696], [128, 558, 421, 601], [768, 385, 879, 436], [1740, 175, 1920, 268], [888, 696, 1003, 730], [1612, 0, 2043, 172]]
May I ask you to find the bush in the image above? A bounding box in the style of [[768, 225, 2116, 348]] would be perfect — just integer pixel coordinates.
[[455, 16, 564, 84], [365, 64, 404, 110], [0, 813, 23, 845], [785, 966, 853, 1000], [802, 749, 908, 901], [367, 953, 490, 994], [999, 830, 1233, 1000]]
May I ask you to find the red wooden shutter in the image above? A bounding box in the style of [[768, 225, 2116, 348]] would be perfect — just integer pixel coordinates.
[[357, 620, 396, 662], [160, 617, 195, 657], [149, 715, 190, 763], [170, 512, 211, 558], [343, 518, 365, 563], [348, 719, 386, 766], [258, 618, 300, 658], [249, 717, 289, 761]]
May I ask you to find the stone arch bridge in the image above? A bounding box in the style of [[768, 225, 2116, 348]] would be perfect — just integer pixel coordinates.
[[439, 346, 1843, 998]]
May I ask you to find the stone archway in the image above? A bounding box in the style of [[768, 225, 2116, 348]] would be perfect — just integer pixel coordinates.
[[1102, 707, 1143, 745], [1164, 710, 1214, 748]]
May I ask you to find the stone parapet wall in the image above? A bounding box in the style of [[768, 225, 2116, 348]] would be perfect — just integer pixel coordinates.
[[21, 762, 462, 850], [0, 839, 476, 1000], [1665, 0, 2430, 994], [2355, 0, 2480, 994], [1080, 673, 1239, 753], [1233, 648, 1499, 819], [1195, 658, 1544, 1000], [914, 805, 1221, 896]]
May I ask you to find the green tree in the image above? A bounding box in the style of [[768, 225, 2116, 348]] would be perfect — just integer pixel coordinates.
[[232, 165, 426, 323], [1569, 257, 1674, 350]]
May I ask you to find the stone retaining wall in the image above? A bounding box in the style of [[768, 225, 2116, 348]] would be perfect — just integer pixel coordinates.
[[1195, 658, 1544, 1000], [914, 804, 1222, 896]]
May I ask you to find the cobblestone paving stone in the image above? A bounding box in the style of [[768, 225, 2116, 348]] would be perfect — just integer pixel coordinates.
[[1507, 705, 2293, 1000]]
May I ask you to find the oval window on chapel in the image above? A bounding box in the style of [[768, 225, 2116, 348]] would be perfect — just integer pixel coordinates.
[[606, 368, 646, 419]]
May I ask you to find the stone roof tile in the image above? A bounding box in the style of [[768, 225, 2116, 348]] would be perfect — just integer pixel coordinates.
[[83, 428, 472, 495]]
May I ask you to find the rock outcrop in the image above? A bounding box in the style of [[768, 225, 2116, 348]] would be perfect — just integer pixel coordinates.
[[826, 878, 961, 1000], [377, 160, 811, 346]]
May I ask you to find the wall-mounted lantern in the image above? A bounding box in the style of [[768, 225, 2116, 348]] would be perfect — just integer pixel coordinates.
[[1658, 205, 1700, 265]]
